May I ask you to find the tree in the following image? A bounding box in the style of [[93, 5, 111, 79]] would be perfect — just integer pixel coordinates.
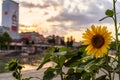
[[66, 37, 70, 47], [0, 35, 4, 50], [48, 35, 55, 45], [23, 38, 30, 45], [31, 40, 35, 45], [66, 36, 74, 48], [60, 39, 65, 45], [69, 36, 74, 47], [2, 32, 12, 50]]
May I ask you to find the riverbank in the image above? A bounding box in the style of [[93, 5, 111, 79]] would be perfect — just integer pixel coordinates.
[[0, 62, 59, 80], [0, 67, 46, 80], [0, 50, 45, 73]]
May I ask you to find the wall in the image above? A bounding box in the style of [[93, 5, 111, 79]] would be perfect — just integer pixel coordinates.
[[2, 0, 19, 39]]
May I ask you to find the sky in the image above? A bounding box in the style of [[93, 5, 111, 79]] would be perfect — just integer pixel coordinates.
[[1, 0, 120, 42]]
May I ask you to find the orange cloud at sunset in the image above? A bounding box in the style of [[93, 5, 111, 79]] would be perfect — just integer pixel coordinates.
[[1, 0, 120, 42]]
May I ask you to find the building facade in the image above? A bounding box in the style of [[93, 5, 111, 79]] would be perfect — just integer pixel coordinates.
[[20, 32, 44, 43], [1, 0, 19, 39]]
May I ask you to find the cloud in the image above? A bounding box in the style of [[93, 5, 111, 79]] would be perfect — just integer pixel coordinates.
[[45, 0, 119, 41], [19, 0, 120, 41], [20, 0, 59, 9], [47, 0, 113, 25], [48, 12, 97, 25], [43, 0, 60, 7], [20, 1, 49, 8]]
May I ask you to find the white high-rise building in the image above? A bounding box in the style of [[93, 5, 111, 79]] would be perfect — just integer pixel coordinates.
[[1, 0, 19, 39], [0, 1, 2, 25]]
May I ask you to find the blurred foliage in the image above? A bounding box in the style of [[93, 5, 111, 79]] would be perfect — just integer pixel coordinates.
[[37, 46, 112, 80], [6, 59, 41, 80], [6, 0, 120, 80]]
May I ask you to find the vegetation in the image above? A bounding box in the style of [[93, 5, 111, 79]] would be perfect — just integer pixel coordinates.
[[6, 0, 120, 80], [6, 59, 41, 80], [66, 36, 74, 48], [48, 37, 55, 45], [0, 32, 12, 50]]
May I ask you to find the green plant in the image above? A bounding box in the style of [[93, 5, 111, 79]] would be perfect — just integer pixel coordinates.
[[37, 0, 120, 80], [6, 0, 120, 80], [37, 46, 113, 80], [6, 59, 41, 80]]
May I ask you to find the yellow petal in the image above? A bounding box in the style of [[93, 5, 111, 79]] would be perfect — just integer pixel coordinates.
[[82, 33, 92, 39], [91, 25, 97, 33], [101, 26, 107, 35], [85, 29, 94, 36], [82, 40, 91, 45], [86, 45, 93, 51], [82, 25, 112, 58]]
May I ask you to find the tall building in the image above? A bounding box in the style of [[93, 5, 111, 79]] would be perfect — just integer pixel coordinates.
[[1, 0, 19, 39]]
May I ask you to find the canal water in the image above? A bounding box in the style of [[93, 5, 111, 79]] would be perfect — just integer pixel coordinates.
[[0, 51, 44, 73]]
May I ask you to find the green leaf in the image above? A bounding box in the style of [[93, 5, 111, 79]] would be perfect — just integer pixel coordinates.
[[59, 47, 72, 53], [96, 75, 107, 80], [81, 72, 93, 80], [81, 76, 91, 80], [99, 16, 109, 21], [48, 46, 56, 52], [80, 55, 93, 63], [37, 53, 52, 70], [95, 58, 105, 66], [6, 59, 18, 71], [114, 64, 120, 73], [56, 68, 61, 75], [55, 51, 67, 56], [65, 51, 78, 59], [22, 78, 30, 80], [37, 59, 50, 70], [43, 68, 55, 80], [65, 73, 81, 80], [84, 58, 105, 73], [18, 65, 23, 70], [51, 56, 59, 63], [109, 41, 116, 50], [105, 9, 113, 17], [44, 67, 56, 74], [59, 55, 66, 67], [79, 46, 86, 52], [67, 68, 74, 74], [43, 53, 52, 61], [76, 66, 84, 73], [102, 64, 113, 72], [43, 72, 55, 80], [22, 77, 41, 80], [64, 51, 84, 67], [84, 60, 95, 72], [12, 72, 21, 79], [64, 60, 80, 67], [99, 9, 113, 21]]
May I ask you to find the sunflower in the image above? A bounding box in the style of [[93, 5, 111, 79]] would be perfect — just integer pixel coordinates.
[[82, 25, 112, 58]]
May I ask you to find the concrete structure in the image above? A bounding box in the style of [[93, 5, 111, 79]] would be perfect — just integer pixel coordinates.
[[47, 35, 65, 45], [20, 32, 43, 43], [1, 0, 19, 39]]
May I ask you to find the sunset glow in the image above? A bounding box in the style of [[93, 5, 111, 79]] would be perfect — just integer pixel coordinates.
[[1, 0, 120, 42]]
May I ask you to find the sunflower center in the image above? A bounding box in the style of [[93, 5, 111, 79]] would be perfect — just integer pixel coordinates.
[[91, 34, 104, 48]]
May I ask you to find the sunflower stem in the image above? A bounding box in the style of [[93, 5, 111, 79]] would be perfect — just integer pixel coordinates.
[[108, 71, 112, 80], [112, 0, 120, 80], [113, 0, 118, 52], [92, 75, 96, 80], [58, 56, 64, 80]]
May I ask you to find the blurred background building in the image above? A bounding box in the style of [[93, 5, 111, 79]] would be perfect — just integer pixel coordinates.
[[0, 0, 19, 40]]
